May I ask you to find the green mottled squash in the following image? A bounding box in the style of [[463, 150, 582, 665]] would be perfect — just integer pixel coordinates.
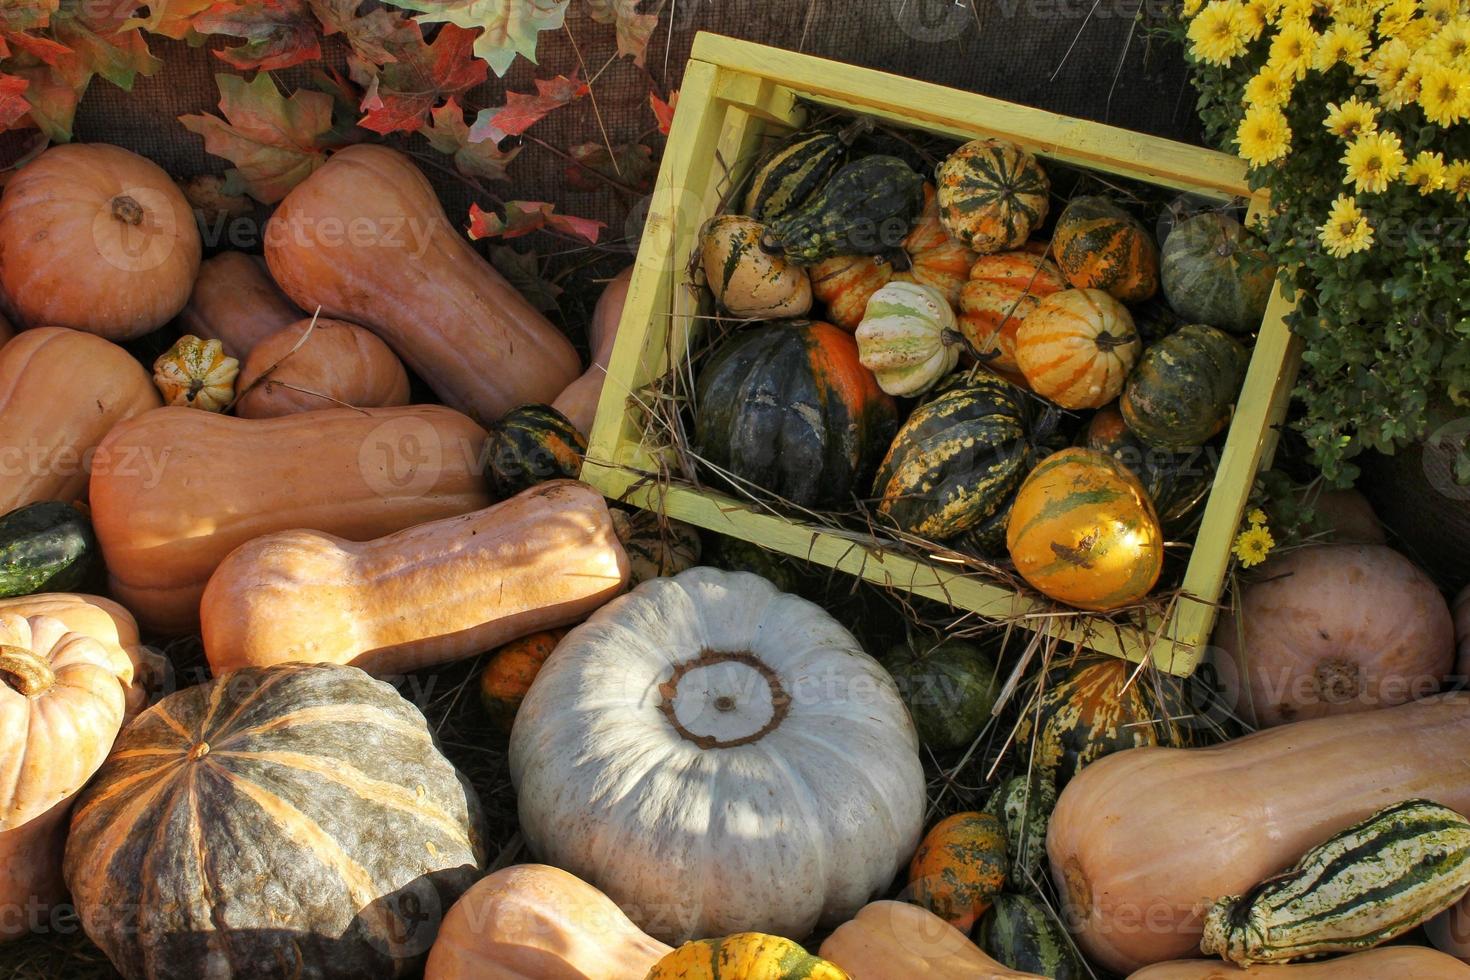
[[871, 375, 1033, 541], [1052, 196, 1160, 302], [1121, 324, 1250, 450], [482, 404, 587, 499], [701, 215, 813, 319], [886, 638, 999, 750], [1202, 799, 1470, 967], [763, 156, 926, 265], [855, 281, 960, 397], [936, 139, 1050, 254], [0, 502, 98, 598], [1085, 405, 1215, 532], [744, 132, 851, 224], [977, 894, 1086, 980], [647, 933, 849, 980], [983, 773, 1059, 889], [1161, 212, 1276, 335], [695, 321, 897, 508], [910, 811, 1010, 931], [610, 509, 702, 584]]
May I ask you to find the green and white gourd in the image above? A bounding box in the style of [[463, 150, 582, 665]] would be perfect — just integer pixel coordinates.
[[1201, 799, 1470, 967], [983, 772, 1059, 889], [855, 282, 959, 397]]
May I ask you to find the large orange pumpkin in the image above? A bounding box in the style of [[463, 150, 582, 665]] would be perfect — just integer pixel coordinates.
[[0, 144, 201, 339], [957, 252, 1068, 375], [1014, 288, 1140, 409], [1051, 196, 1159, 302], [1006, 448, 1163, 611]]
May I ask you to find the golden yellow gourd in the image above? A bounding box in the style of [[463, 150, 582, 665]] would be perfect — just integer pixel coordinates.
[[647, 933, 851, 980], [152, 335, 240, 412]]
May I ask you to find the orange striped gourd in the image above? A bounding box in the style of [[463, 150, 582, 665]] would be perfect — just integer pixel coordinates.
[[958, 252, 1068, 375], [909, 811, 1010, 931], [936, 139, 1050, 254], [1051, 195, 1160, 302], [1014, 289, 1141, 409]]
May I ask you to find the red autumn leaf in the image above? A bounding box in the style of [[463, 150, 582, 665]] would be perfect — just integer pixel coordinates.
[[565, 140, 654, 192], [424, 98, 521, 181], [0, 73, 30, 131], [357, 23, 487, 135], [0, 0, 58, 34], [192, 0, 323, 72], [309, 0, 416, 66], [2, 31, 72, 66], [467, 200, 604, 245], [49, 0, 162, 92], [585, 0, 657, 67], [650, 88, 677, 135], [9, 59, 88, 141], [468, 71, 588, 144]]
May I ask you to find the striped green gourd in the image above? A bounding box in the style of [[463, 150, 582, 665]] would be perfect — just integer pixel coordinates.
[[1121, 323, 1249, 450], [983, 772, 1058, 889], [762, 155, 925, 265], [482, 404, 587, 499], [1201, 799, 1470, 968], [743, 132, 850, 224], [1161, 212, 1277, 335], [0, 501, 98, 598], [977, 893, 1086, 980]]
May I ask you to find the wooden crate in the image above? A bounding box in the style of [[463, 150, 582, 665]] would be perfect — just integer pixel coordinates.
[[583, 33, 1301, 676]]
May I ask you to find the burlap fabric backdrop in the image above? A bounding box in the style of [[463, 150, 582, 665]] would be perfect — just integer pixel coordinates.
[[61, 0, 1198, 260]]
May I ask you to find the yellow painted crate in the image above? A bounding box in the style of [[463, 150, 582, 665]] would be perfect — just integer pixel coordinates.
[[584, 33, 1302, 676]]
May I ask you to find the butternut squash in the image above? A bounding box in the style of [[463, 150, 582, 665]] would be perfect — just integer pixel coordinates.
[[89, 405, 492, 633], [424, 863, 672, 980], [235, 317, 411, 418], [1127, 947, 1470, 978], [201, 481, 628, 676], [179, 252, 302, 360], [0, 327, 161, 513], [1047, 692, 1470, 974], [265, 145, 580, 424], [819, 901, 1045, 979], [553, 266, 633, 437]]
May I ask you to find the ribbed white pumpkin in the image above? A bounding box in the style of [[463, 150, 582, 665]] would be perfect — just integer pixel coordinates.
[[855, 281, 959, 396], [508, 567, 926, 944]]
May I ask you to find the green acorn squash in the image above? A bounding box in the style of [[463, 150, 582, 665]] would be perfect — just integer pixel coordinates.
[[482, 404, 587, 499], [976, 894, 1086, 980], [1121, 323, 1250, 450], [0, 501, 98, 599], [885, 638, 999, 751], [1084, 405, 1215, 532], [744, 131, 851, 224], [1051, 196, 1160, 302], [762, 156, 925, 265], [1161, 212, 1276, 335], [936, 138, 1050, 254], [695, 321, 897, 508]]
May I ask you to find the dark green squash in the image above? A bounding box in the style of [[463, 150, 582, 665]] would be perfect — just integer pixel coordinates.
[[707, 536, 823, 599], [976, 893, 1086, 980], [761, 155, 925, 265], [1051, 195, 1160, 302], [695, 321, 897, 508], [872, 374, 1035, 541], [743, 132, 850, 224], [885, 638, 999, 751], [64, 662, 486, 980], [0, 501, 98, 598], [1084, 404, 1216, 532], [982, 772, 1058, 889], [1121, 323, 1250, 450], [482, 403, 587, 499], [1161, 212, 1277, 335]]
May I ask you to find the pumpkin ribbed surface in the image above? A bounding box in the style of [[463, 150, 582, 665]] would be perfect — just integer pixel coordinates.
[[810, 254, 892, 331], [1084, 404, 1215, 532], [482, 403, 587, 498], [152, 335, 239, 412], [65, 663, 486, 980], [936, 138, 1050, 253], [979, 893, 1087, 980], [478, 629, 565, 730], [958, 251, 1068, 374], [1015, 289, 1141, 410], [855, 281, 959, 396], [609, 508, 702, 584], [1121, 323, 1250, 449], [648, 934, 851, 980], [908, 811, 1009, 930], [1161, 212, 1276, 335], [1051, 195, 1160, 302]]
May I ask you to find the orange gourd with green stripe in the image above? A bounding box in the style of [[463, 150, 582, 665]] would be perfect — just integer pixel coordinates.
[[1014, 288, 1140, 409], [647, 933, 850, 980], [908, 811, 1010, 931], [1005, 447, 1162, 611], [958, 252, 1068, 375], [479, 629, 567, 731], [1051, 195, 1160, 302], [936, 139, 1050, 254]]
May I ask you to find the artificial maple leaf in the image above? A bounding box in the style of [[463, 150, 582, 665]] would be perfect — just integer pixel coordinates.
[[650, 88, 676, 135], [468, 71, 587, 144], [382, 0, 569, 77], [0, 73, 29, 131], [489, 246, 562, 311], [2, 31, 72, 66], [10, 60, 87, 141], [307, 67, 370, 145], [424, 98, 520, 181], [467, 200, 603, 244], [192, 0, 323, 72], [309, 0, 416, 65], [122, 0, 216, 39], [585, 0, 656, 67], [357, 23, 486, 134], [49, 0, 162, 92], [179, 72, 335, 203], [565, 140, 653, 192], [0, 0, 58, 34]]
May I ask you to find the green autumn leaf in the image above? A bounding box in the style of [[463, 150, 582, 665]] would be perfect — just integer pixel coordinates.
[[424, 98, 521, 181], [179, 72, 336, 203], [0, 0, 58, 34], [50, 0, 162, 92], [10, 59, 87, 141], [381, 0, 570, 77]]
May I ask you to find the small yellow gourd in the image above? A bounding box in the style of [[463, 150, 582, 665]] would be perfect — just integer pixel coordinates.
[[153, 335, 239, 412], [647, 933, 851, 980], [701, 215, 812, 319]]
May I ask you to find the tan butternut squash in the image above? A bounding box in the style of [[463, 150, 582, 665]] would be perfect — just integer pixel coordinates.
[[235, 317, 411, 418], [819, 901, 1045, 979], [0, 327, 161, 513], [1128, 947, 1470, 978], [1047, 693, 1470, 974], [553, 265, 632, 437], [179, 252, 302, 360], [265, 145, 580, 424], [89, 405, 492, 633], [424, 863, 672, 980], [201, 481, 628, 676]]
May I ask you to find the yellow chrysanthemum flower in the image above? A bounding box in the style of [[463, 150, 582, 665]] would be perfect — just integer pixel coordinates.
[[1233, 525, 1276, 568], [1189, 1, 1252, 64], [1400, 15, 1441, 46], [1319, 194, 1375, 257], [1332, 0, 1377, 29], [1419, 62, 1470, 124], [1341, 130, 1406, 193], [1241, 0, 1271, 37], [1184, 0, 1205, 15], [1270, 20, 1319, 78], [1426, 17, 1470, 65], [1246, 63, 1296, 106], [1444, 160, 1470, 200], [1277, 0, 1317, 19], [1423, 0, 1462, 24], [1315, 23, 1371, 70], [1378, 0, 1419, 33], [1405, 150, 1448, 193], [1323, 96, 1379, 138], [1246, 508, 1269, 526], [1237, 105, 1293, 166], [1368, 38, 1413, 108]]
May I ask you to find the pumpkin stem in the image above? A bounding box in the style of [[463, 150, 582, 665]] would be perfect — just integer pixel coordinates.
[[111, 195, 145, 226], [657, 650, 791, 749], [0, 645, 55, 697], [1092, 330, 1138, 352]]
